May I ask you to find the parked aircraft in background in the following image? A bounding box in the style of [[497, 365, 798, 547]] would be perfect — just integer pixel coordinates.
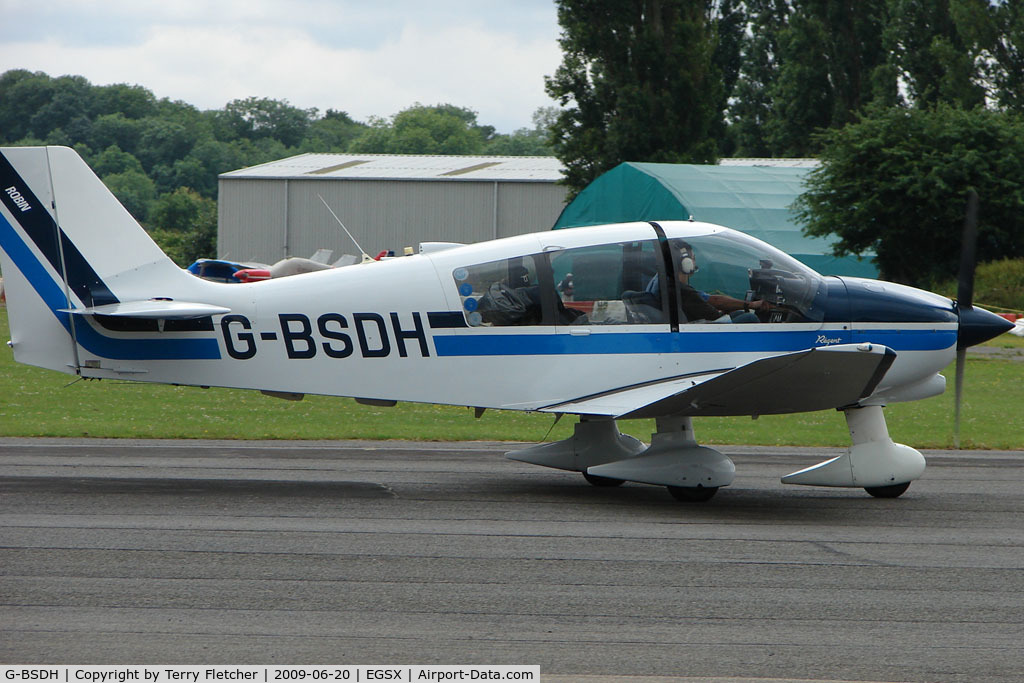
[[0, 147, 1012, 501], [187, 248, 358, 283], [186, 257, 265, 282]]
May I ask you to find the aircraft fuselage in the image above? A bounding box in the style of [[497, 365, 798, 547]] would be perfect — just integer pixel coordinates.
[[59, 222, 959, 414]]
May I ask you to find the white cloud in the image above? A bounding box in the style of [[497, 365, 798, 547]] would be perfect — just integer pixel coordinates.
[[0, 0, 562, 132]]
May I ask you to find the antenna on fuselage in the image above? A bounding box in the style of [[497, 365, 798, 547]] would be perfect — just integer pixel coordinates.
[[317, 194, 374, 263]]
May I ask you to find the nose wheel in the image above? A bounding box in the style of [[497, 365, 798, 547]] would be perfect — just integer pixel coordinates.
[[583, 472, 625, 487], [864, 482, 911, 498], [667, 485, 718, 502]]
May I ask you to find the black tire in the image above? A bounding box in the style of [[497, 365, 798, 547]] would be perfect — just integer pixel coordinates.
[[667, 485, 718, 502], [583, 472, 625, 487], [864, 482, 911, 498]]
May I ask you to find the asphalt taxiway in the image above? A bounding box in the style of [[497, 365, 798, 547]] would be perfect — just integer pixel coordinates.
[[2, 438, 1023, 682]]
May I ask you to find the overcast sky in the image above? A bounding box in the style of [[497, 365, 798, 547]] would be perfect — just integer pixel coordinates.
[[1, 0, 564, 134]]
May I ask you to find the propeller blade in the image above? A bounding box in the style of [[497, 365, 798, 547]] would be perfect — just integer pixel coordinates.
[[953, 346, 966, 450], [956, 189, 979, 314], [954, 189, 978, 450]]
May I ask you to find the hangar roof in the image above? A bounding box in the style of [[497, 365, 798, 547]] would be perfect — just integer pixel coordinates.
[[718, 158, 820, 168], [220, 153, 566, 182]]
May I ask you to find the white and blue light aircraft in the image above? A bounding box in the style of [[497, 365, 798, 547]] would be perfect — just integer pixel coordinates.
[[0, 146, 1012, 501]]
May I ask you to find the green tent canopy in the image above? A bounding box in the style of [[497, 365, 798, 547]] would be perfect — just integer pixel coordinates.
[[552, 162, 877, 277]]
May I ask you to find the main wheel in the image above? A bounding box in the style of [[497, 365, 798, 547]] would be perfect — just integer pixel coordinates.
[[864, 482, 911, 498], [667, 485, 718, 502], [583, 472, 625, 487]]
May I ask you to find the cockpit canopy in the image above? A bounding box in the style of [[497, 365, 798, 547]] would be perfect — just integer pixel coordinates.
[[451, 223, 827, 327]]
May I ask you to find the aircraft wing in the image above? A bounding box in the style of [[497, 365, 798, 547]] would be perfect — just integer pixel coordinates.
[[60, 300, 231, 319], [540, 343, 896, 419]]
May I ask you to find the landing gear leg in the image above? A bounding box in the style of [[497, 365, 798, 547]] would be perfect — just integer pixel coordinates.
[[506, 416, 733, 501], [587, 417, 734, 502], [506, 416, 645, 474], [782, 405, 925, 497]]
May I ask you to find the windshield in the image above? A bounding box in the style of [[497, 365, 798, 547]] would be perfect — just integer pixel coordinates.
[[678, 231, 827, 323]]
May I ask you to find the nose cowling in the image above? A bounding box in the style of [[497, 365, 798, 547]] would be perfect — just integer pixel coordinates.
[[957, 304, 1015, 349]]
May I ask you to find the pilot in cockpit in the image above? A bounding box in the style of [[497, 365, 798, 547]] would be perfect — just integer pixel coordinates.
[[648, 240, 769, 322]]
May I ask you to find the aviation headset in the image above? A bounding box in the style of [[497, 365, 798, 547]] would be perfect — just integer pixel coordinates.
[[676, 242, 698, 275]]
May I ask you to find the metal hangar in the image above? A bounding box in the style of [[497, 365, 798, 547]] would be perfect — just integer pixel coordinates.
[[217, 153, 568, 263]]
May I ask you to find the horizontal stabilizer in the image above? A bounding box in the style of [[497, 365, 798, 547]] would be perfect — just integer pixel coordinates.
[[542, 343, 896, 419], [61, 300, 230, 319]]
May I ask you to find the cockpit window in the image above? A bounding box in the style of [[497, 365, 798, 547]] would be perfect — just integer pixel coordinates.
[[453, 239, 668, 326], [453, 255, 543, 326], [548, 240, 665, 324]]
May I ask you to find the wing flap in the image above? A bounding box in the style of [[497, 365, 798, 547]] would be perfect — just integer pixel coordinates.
[[61, 299, 231, 319], [537, 371, 728, 417], [541, 343, 896, 419]]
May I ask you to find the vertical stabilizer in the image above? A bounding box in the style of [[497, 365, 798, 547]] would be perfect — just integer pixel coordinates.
[[0, 146, 194, 373]]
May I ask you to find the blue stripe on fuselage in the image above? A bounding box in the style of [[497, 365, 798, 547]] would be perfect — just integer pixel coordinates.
[[0, 211, 221, 360], [432, 328, 956, 357]]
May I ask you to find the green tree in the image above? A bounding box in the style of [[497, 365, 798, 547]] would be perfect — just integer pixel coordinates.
[[181, 139, 253, 197], [299, 109, 367, 152], [101, 169, 157, 222], [349, 104, 486, 154], [727, 0, 788, 156], [91, 145, 145, 177], [710, 0, 746, 156], [970, 0, 1024, 112], [92, 83, 158, 120], [28, 75, 94, 142], [484, 107, 557, 156], [545, 0, 723, 196], [795, 105, 1024, 286], [729, 0, 895, 157], [991, 0, 1024, 112], [89, 114, 143, 156], [0, 70, 52, 142], [884, 0, 987, 109], [214, 97, 316, 147], [164, 157, 210, 196], [150, 186, 217, 232], [764, 7, 836, 156], [134, 117, 200, 173], [485, 131, 552, 156], [147, 187, 218, 265]]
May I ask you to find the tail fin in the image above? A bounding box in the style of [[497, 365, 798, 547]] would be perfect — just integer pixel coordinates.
[[0, 146, 206, 373]]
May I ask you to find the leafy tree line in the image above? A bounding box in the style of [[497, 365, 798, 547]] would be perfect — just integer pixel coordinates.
[[551, 0, 1024, 179], [0, 69, 554, 264], [548, 0, 1024, 287], [549, 0, 1024, 190]]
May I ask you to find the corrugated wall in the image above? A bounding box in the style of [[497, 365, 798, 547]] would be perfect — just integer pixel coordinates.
[[496, 182, 568, 238], [287, 179, 496, 258], [217, 179, 289, 262], [218, 177, 568, 263]]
